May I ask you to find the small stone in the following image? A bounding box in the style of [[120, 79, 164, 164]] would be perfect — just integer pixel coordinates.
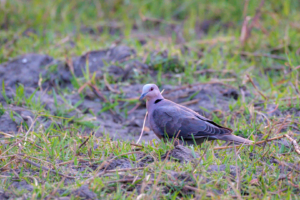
[[22, 58, 28, 63]]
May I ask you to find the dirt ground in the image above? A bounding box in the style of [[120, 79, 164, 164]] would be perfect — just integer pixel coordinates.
[[0, 45, 246, 141], [1, 45, 300, 199]]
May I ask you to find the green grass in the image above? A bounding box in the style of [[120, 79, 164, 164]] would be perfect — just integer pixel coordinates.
[[1, 0, 300, 199]]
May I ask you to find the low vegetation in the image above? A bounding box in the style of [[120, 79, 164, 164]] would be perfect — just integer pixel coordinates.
[[0, 0, 300, 199]]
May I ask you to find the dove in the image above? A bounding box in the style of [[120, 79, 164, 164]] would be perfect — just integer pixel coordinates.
[[139, 83, 253, 145]]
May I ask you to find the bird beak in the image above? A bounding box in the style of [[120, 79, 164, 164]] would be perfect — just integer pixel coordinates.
[[139, 92, 148, 101]]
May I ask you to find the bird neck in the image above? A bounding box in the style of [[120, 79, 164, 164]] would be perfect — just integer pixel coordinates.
[[146, 96, 164, 112]]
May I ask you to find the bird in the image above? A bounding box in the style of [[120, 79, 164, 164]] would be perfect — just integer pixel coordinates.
[[139, 83, 253, 146]]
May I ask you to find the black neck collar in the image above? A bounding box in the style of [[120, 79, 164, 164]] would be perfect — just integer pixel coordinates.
[[154, 99, 163, 104]]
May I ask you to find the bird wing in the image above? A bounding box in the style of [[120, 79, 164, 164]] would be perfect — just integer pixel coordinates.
[[152, 104, 231, 140]]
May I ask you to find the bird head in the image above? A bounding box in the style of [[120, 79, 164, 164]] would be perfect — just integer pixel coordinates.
[[139, 84, 162, 101]]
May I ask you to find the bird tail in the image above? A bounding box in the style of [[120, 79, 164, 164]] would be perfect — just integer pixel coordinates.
[[217, 134, 254, 145]]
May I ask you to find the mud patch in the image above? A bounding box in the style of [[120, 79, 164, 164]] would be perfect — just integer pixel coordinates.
[[8, 180, 34, 192], [266, 104, 300, 117], [0, 104, 52, 137], [0, 190, 13, 200], [207, 164, 239, 178], [0, 46, 148, 91], [98, 153, 155, 171], [71, 185, 98, 199], [67, 45, 147, 83], [104, 158, 133, 170], [0, 113, 20, 137], [0, 54, 55, 88], [162, 145, 200, 163]]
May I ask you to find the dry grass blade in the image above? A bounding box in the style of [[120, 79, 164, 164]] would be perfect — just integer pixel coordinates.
[[214, 135, 286, 150], [83, 151, 143, 184], [88, 82, 121, 119], [136, 89, 165, 144], [262, 115, 289, 149], [46, 177, 66, 200], [240, 0, 265, 45], [128, 103, 141, 114], [240, 16, 251, 45], [225, 177, 242, 200], [147, 131, 182, 199], [20, 157, 75, 179], [88, 83, 108, 102], [104, 74, 121, 94], [240, 51, 286, 60], [76, 132, 94, 155], [284, 133, 300, 155], [105, 178, 142, 184], [104, 167, 145, 174], [0, 131, 14, 138], [246, 74, 267, 100], [180, 99, 200, 106], [136, 111, 148, 144], [0, 138, 25, 156], [24, 116, 39, 145]]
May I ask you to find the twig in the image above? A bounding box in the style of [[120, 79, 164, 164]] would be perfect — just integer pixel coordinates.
[[46, 177, 66, 200], [148, 148, 172, 200], [65, 57, 75, 75], [213, 135, 285, 150], [194, 69, 237, 77], [55, 36, 70, 47], [88, 83, 121, 119], [181, 145, 209, 184], [180, 99, 200, 106], [164, 81, 237, 95], [105, 178, 142, 184], [248, 0, 265, 31], [240, 0, 265, 45], [21, 158, 75, 179], [130, 143, 144, 148], [240, 16, 251, 45], [76, 132, 95, 154], [284, 133, 300, 155], [128, 103, 141, 115], [234, 145, 240, 193], [104, 74, 121, 94], [192, 37, 235, 45], [139, 10, 178, 25], [83, 151, 142, 184], [242, 0, 250, 19], [104, 167, 145, 174], [0, 132, 14, 138], [246, 74, 267, 100], [280, 95, 300, 101], [88, 83, 108, 102], [23, 155, 55, 168], [239, 51, 286, 60], [81, 167, 146, 179], [0, 138, 25, 156], [192, 145, 209, 173], [226, 177, 242, 200], [24, 116, 39, 145], [263, 115, 289, 149], [0, 158, 18, 171], [267, 104, 279, 114], [78, 82, 90, 93]]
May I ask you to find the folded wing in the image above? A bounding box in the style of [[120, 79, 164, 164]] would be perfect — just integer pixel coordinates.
[[152, 104, 232, 140]]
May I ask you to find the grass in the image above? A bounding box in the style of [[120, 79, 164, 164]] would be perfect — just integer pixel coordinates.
[[1, 0, 300, 199]]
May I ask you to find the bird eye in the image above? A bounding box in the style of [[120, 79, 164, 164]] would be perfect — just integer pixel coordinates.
[[150, 87, 153, 91]]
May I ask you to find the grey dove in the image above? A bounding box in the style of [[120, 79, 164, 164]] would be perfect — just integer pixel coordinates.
[[139, 84, 253, 145]]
